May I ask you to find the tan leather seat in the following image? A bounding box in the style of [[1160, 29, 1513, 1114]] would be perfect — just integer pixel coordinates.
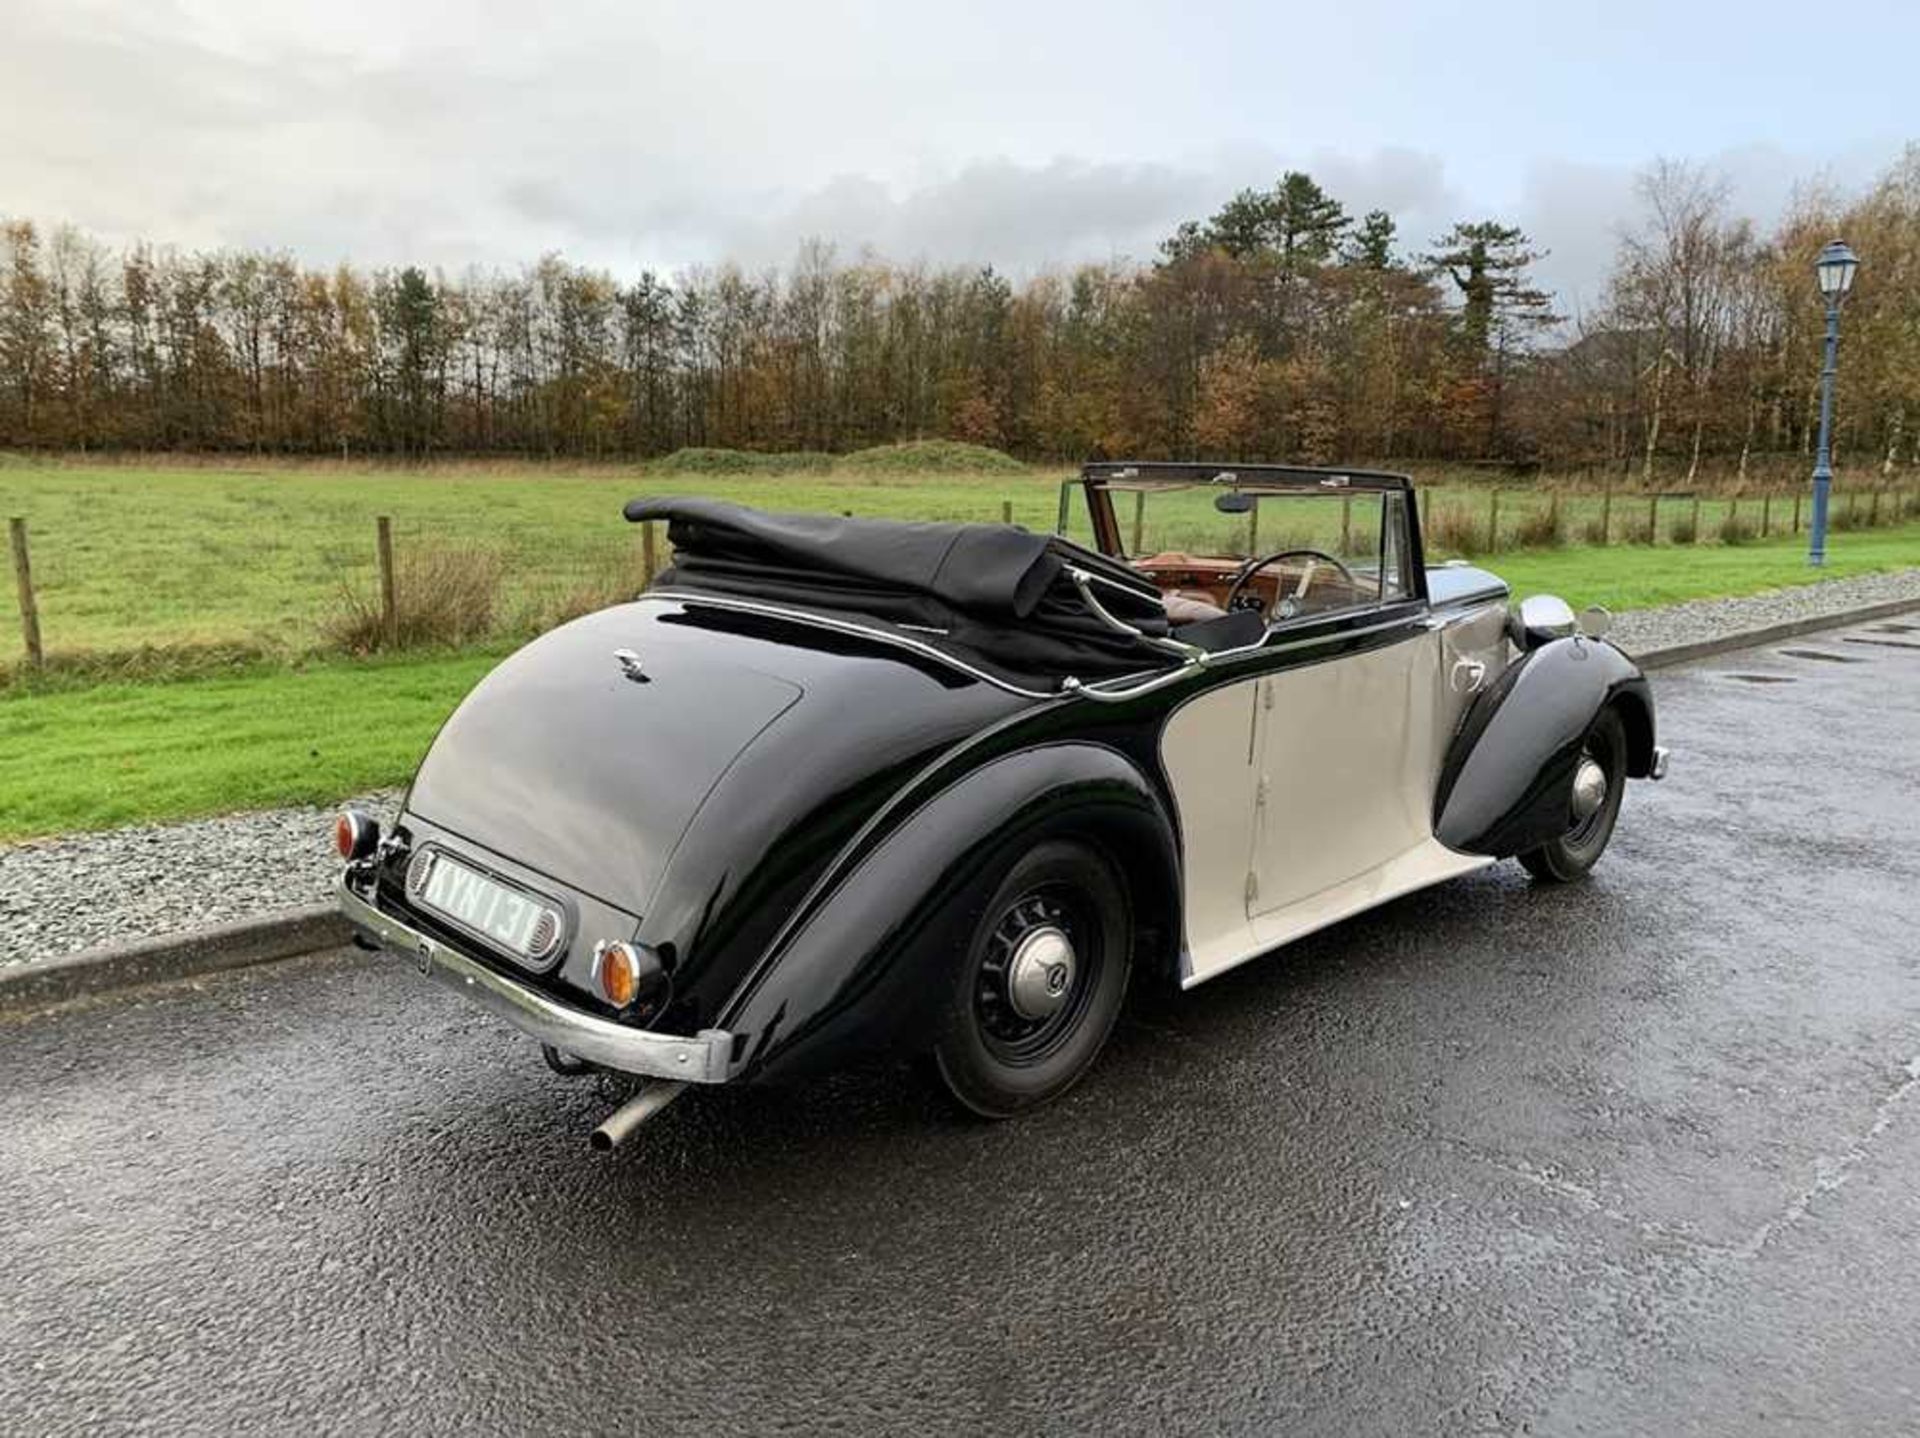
[[1161, 588, 1228, 624]]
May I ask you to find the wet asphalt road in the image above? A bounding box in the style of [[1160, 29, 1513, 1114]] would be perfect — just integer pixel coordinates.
[[5, 625, 1920, 1436]]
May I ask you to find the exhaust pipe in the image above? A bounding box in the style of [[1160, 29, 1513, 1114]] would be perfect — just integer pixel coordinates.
[[588, 1081, 687, 1152]]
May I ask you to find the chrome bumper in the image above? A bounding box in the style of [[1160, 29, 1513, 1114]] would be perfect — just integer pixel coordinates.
[[338, 875, 735, 1084], [1650, 745, 1671, 781]]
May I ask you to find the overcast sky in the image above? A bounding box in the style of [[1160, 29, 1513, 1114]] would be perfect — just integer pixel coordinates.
[[4, 0, 1915, 314]]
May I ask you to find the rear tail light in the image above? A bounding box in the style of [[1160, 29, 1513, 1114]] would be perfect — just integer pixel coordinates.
[[334, 809, 379, 861], [592, 941, 666, 1011]]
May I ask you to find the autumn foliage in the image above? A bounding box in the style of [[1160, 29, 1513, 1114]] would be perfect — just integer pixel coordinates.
[[3, 151, 1919, 479]]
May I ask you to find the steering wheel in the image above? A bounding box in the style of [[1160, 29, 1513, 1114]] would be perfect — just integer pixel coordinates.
[[1224, 548, 1358, 620]]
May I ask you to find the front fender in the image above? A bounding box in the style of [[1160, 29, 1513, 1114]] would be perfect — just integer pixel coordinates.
[[1435, 637, 1654, 857], [718, 743, 1178, 1083]]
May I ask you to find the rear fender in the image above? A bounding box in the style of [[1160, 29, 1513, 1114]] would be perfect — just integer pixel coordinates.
[[1434, 637, 1654, 857], [719, 743, 1178, 1083]]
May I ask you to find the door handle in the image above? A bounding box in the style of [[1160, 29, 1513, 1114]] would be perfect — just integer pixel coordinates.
[[1450, 658, 1487, 694]]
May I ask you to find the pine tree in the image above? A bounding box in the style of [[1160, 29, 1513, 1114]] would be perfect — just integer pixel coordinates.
[[1344, 211, 1400, 270], [1159, 172, 1350, 270], [1424, 222, 1559, 455], [1423, 221, 1557, 356], [1269, 172, 1349, 270]]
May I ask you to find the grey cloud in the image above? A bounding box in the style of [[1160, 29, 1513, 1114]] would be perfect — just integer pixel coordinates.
[[0, 4, 1480, 277], [1518, 141, 1904, 321], [1516, 161, 1641, 320], [535, 147, 1465, 276], [720, 159, 1221, 270], [3, 0, 1903, 311]]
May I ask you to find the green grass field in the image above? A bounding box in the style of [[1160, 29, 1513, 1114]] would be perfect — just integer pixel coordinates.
[[7, 459, 1914, 658], [0, 648, 503, 840], [2, 461, 1082, 655], [1, 458, 1916, 842]]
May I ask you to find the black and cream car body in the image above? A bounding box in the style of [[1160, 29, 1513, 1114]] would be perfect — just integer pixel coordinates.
[[338, 463, 1668, 1146]]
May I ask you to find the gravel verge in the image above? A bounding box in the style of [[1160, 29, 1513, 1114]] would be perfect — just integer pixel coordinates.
[[2, 790, 399, 968], [1608, 567, 1920, 656], [5, 567, 1917, 969]]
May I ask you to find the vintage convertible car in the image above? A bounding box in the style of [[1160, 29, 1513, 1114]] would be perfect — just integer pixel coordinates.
[[338, 462, 1668, 1147]]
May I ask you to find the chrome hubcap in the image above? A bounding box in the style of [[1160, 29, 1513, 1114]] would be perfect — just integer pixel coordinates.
[[1569, 756, 1608, 822], [1005, 926, 1076, 1021]]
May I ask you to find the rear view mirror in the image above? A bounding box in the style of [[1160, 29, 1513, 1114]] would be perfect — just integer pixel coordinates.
[[1214, 491, 1254, 515]]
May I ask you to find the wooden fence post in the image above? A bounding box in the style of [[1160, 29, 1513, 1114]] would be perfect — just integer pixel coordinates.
[[375, 516, 397, 648], [641, 520, 658, 588], [1793, 491, 1802, 533], [1690, 494, 1702, 541], [1247, 499, 1260, 555], [1131, 491, 1145, 554], [1647, 494, 1659, 545], [1001, 499, 1013, 526], [1600, 483, 1613, 545], [1728, 495, 1740, 535], [1340, 495, 1353, 555], [1548, 492, 1561, 540], [1870, 488, 1882, 526], [1487, 490, 1500, 551], [9, 517, 42, 667], [1761, 493, 1772, 536]]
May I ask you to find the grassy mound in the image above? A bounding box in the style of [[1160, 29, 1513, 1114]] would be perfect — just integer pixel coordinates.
[[651, 447, 835, 476], [838, 440, 1028, 474]]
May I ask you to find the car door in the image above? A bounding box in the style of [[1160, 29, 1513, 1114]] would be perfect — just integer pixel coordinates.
[[1166, 489, 1491, 986], [1164, 622, 1449, 989], [1160, 674, 1264, 984], [1244, 626, 1438, 924]]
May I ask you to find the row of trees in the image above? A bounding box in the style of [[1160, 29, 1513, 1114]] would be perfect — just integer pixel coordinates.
[[3, 149, 1917, 474]]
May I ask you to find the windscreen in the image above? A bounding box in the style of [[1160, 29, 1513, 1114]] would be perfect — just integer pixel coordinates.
[[1108, 484, 1406, 597]]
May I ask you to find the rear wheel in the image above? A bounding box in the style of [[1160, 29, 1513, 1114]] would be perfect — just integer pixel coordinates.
[[931, 839, 1132, 1119], [1518, 707, 1627, 883]]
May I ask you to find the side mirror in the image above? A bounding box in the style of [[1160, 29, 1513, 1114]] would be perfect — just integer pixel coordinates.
[[1508, 594, 1577, 650], [1214, 491, 1254, 515]]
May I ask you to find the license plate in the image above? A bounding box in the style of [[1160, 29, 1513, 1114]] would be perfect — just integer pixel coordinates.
[[412, 851, 563, 964]]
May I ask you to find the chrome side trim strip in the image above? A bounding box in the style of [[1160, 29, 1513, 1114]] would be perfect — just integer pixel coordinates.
[[1068, 612, 1427, 703], [339, 876, 734, 1084], [644, 589, 1425, 707], [640, 590, 1069, 700]]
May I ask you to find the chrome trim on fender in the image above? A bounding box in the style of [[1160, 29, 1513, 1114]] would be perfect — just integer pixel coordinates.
[[339, 875, 734, 1083]]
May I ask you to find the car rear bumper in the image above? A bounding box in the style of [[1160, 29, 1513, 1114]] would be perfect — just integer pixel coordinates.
[[338, 873, 735, 1084]]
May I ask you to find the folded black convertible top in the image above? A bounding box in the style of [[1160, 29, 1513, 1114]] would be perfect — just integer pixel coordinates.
[[624, 497, 1175, 685]]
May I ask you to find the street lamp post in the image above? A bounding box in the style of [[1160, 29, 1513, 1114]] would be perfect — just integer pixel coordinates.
[[1808, 240, 1860, 567]]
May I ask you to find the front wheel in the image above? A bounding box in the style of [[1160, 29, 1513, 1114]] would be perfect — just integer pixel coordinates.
[[931, 839, 1132, 1119], [1518, 707, 1627, 883]]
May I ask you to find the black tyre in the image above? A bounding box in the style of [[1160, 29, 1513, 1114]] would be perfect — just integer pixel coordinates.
[[1518, 706, 1628, 883], [931, 839, 1132, 1119]]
